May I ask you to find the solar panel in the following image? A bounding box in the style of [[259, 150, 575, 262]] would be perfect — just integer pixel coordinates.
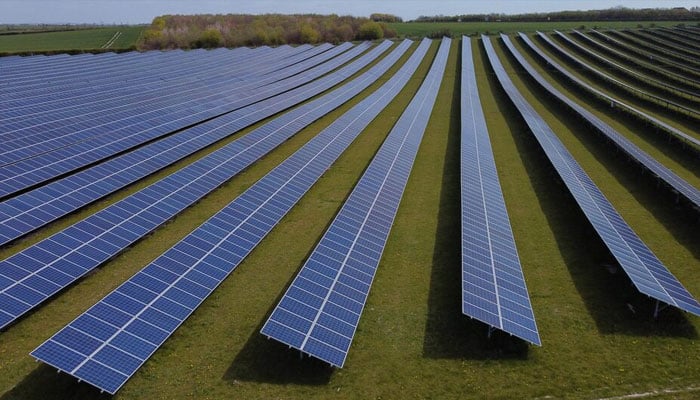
[[549, 31, 699, 119], [508, 34, 700, 208], [569, 30, 699, 98], [0, 40, 401, 330], [261, 37, 451, 368], [593, 31, 698, 84], [32, 38, 430, 394], [0, 41, 367, 199], [459, 37, 540, 345], [0, 43, 336, 165], [0, 42, 376, 246], [534, 32, 700, 148], [482, 35, 700, 317]]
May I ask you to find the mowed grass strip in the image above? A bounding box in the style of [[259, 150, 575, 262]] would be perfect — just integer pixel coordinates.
[[0, 26, 143, 53]]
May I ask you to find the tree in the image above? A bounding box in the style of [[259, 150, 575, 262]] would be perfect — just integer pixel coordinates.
[[357, 21, 384, 40], [299, 23, 321, 43], [194, 28, 223, 48]]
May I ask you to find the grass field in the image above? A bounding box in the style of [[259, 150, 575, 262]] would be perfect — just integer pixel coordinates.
[[0, 26, 143, 54], [390, 20, 687, 37], [0, 35, 698, 400]]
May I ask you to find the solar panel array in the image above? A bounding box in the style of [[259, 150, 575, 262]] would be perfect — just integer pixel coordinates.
[[595, 30, 700, 81], [570, 30, 700, 97], [0, 41, 377, 246], [0, 42, 365, 198], [459, 38, 540, 345], [261, 37, 451, 368], [0, 40, 392, 329], [602, 29, 700, 73], [506, 34, 700, 208], [0, 44, 334, 165], [32, 38, 432, 394], [550, 31, 699, 118], [482, 35, 700, 317], [535, 32, 700, 148]]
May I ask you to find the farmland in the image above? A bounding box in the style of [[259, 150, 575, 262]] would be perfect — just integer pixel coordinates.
[[0, 27, 698, 400], [0, 26, 143, 54]]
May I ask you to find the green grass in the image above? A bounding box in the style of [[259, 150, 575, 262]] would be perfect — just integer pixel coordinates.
[[390, 20, 685, 37], [0, 26, 143, 54], [0, 37, 698, 400]]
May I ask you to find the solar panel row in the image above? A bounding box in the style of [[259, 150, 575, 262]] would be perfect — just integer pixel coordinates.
[[0, 41, 384, 246], [550, 31, 699, 118], [621, 29, 700, 67], [32, 38, 430, 395], [0, 40, 396, 329], [602, 29, 700, 73], [506, 34, 700, 208], [261, 37, 451, 368], [0, 44, 363, 196], [651, 29, 700, 57], [570, 30, 700, 97], [0, 45, 305, 126], [459, 37, 540, 345], [596, 31, 700, 80], [482, 35, 700, 317], [0, 44, 331, 161], [535, 32, 700, 148]]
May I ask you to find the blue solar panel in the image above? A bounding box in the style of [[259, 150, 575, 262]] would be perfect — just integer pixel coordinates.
[[0, 42, 379, 246], [549, 31, 699, 120], [482, 35, 700, 317], [32, 38, 430, 394], [568, 30, 699, 98], [0, 40, 396, 330], [0, 42, 365, 199], [459, 37, 540, 345], [0, 44, 333, 165], [534, 32, 700, 148], [508, 34, 700, 208], [591, 31, 700, 85], [261, 37, 451, 368]]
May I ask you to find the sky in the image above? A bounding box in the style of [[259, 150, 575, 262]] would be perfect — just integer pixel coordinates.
[[1, 0, 698, 25]]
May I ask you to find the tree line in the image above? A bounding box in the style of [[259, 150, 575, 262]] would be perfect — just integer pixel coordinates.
[[415, 7, 700, 22], [140, 14, 396, 50]]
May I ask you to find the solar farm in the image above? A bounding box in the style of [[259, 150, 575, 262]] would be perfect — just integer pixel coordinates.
[[0, 28, 699, 399]]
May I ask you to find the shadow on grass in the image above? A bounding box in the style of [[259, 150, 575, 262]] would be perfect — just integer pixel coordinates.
[[0, 364, 109, 400], [511, 37, 700, 261], [491, 38, 698, 339], [422, 41, 530, 360], [223, 330, 333, 386]]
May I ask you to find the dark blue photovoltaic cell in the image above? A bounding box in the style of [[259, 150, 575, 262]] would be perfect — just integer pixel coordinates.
[[534, 32, 700, 148], [261, 37, 451, 368], [459, 38, 540, 346], [482, 35, 700, 317], [0, 42, 367, 245], [0, 40, 392, 330], [32, 38, 427, 395], [507, 34, 700, 209], [0, 41, 364, 199]]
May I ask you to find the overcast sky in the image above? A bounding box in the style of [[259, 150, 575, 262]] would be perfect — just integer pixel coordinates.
[[1, 0, 698, 24]]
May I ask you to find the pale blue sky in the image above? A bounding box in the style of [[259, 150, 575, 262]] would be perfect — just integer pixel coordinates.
[[1, 0, 698, 24]]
